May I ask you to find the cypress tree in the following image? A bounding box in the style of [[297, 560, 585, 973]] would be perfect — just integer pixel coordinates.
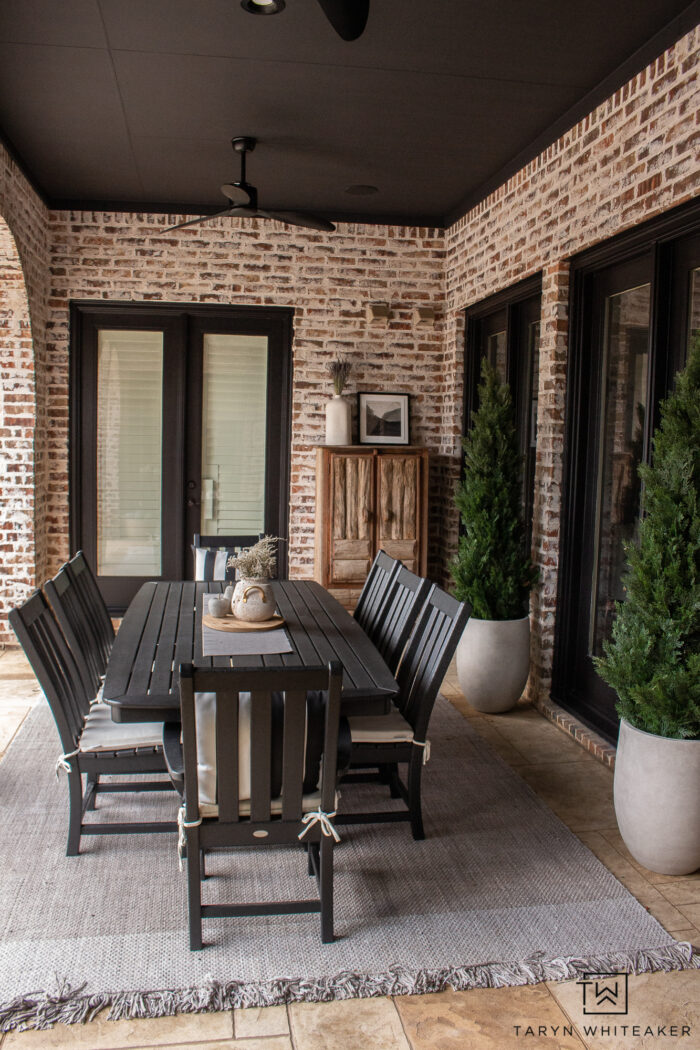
[[595, 336, 700, 739], [451, 358, 537, 620]]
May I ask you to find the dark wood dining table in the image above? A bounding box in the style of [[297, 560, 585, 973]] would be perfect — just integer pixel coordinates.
[[103, 579, 398, 723]]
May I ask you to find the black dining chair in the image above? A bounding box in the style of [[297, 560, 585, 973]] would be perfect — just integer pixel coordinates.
[[370, 565, 432, 675], [352, 549, 401, 636], [64, 551, 115, 672], [338, 585, 471, 840], [9, 590, 177, 856], [44, 564, 104, 702], [192, 534, 263, 582], [176, 661, 343, 950]]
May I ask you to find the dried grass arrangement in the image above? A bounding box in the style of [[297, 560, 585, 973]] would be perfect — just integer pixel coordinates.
[[226, 535, 281, 580], [327, 358, 352, 396]]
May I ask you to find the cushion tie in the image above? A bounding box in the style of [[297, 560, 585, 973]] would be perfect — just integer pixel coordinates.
[[55, 747, 80, 777], [177, 806, 203, 870], [412, 738, 431, 764], [298, 809, 341, 843]]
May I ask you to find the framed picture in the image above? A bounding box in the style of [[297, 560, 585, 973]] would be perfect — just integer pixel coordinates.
[[357, 392, 410, 445]]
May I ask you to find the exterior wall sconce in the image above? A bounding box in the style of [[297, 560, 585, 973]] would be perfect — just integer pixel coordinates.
[[413, 306, 435, 326], [366, 302, 390, 324]]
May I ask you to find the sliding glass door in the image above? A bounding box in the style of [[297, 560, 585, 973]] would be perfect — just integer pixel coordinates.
[[554, 203, 700, 740], [71, 304, 292, 610]]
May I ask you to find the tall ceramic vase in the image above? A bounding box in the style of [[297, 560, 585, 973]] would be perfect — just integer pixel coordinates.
[[325, 394, 351, 445]]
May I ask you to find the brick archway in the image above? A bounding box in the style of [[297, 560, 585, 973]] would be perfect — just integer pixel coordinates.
[[0, 216, 37, 644]]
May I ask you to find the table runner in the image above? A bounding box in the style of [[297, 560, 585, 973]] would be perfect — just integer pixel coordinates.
[[202, 595, 294, 657]]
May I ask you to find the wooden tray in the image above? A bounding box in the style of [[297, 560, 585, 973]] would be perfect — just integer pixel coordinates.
[[203, 613, 285, 633]]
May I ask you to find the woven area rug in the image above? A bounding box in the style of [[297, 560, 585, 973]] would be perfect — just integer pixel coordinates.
[[0, 695, 696, 1031]]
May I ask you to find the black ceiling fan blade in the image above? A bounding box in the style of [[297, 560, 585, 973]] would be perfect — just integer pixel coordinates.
[[259, 209, 336, 232], [161, 208, 238, 232], [315, 0, 369, 41]]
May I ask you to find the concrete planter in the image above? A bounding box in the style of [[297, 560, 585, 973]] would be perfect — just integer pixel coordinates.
[[614, 718, 700, 875], [456, 615, 530, 713]]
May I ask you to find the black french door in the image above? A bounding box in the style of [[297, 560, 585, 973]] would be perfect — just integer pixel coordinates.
[[554, 202, 700, 741], [70, 303, 293, 611], [463, 273, 542, 541]]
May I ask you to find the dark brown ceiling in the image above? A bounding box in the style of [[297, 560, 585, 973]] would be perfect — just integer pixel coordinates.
[[0, 0, 697, 226]]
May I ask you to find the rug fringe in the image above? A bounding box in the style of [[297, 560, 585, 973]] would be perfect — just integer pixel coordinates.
[[1, 941, 697, 1031]]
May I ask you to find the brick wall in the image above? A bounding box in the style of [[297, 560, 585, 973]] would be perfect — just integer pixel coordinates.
[[440, 26, 699, 709], [45, 216, 446, 587], [0, 150, 49, 643]]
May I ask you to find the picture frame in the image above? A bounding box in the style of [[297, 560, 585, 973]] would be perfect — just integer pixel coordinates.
[[357, 392, 410, 445]]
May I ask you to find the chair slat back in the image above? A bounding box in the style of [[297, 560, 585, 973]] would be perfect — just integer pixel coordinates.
[[372, 566, 432, 674], [396, 586, 471, 738], [45, 567, 103, 699], [9, 591, 90, 753], [179, 663, 343, 828], [353, 550, 401, 635], [65, 552, 115, 668]]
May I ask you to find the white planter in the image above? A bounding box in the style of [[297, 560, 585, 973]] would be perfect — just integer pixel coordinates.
[[325, 395, 351, 445], [231, 578, 275, 622], [614, 718, 700, 875], [456, 615, 530, 713]]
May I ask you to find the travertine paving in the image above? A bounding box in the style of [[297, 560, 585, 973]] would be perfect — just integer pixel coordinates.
[[0, 651, 697, 1050]]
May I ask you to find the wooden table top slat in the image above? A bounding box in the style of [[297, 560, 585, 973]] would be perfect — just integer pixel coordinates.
[[104, 579, 397, 722]]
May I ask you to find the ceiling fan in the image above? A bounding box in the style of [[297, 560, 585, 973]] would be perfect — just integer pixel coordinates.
[[241, 0, 370, 42], [162, 137, 336, 233]]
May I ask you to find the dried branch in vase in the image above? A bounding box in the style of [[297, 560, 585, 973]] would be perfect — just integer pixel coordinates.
[[326, 358, 352, 396]]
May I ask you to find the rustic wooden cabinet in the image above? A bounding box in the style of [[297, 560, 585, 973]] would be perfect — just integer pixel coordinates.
[[314, 446, 429, 608]]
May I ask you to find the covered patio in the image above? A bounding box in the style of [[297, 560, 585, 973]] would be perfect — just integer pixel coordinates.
[[0, 0, 698, 1045]]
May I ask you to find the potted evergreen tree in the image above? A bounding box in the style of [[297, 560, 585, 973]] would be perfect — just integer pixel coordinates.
[[451, 359, 537, 712], [595, 337, 700, 875]]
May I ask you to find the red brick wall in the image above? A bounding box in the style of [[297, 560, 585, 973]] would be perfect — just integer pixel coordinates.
[[45, 217, 446, 586], [441, 26, 699, 708], [0, 150, 49, 643]]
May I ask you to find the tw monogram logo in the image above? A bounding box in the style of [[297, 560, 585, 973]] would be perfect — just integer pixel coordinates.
[[577, 972, 629, 1015]]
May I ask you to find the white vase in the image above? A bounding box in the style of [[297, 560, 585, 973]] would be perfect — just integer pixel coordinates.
[[614, 718, 700, 875], [325, 395, 351, 445], [231, 578, 275, 622], [456, 615, 531, 713]]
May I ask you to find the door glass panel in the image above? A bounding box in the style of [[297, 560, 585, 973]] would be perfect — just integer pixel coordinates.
[[96, 330, 163, 576], [201, 333, 268, 534], [528, 320, 540, 450], [590, 284, 651, 656], [486, 330, 507, 379]]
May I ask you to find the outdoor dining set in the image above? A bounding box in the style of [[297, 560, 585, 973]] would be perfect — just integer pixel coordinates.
[[9, 550, 470, 950]]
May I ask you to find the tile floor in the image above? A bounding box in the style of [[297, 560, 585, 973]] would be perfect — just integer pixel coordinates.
[[0, 650, 698, 1050]]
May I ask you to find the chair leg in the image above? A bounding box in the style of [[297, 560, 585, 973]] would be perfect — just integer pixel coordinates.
[[187, 830, 203, 950], [407, 752, 425, 841], [319, 836, 334, 944], [388, 764, 402, 798], [307, 843, 316, 876], [66, 768, 83, 857], [200, 849, 207, 880], [85, 772, 99, 810]]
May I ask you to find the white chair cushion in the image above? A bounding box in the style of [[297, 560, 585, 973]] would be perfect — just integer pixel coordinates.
[[195, 691, 252, 806], [199, 789, 339, 820], [348, 709, 414, 744], [194, 691, 311, 808], [79, 703, 163, 752]]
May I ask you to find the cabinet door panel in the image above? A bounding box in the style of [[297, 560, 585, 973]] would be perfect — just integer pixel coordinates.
[[329, 453, 374, 584], [377, 455, 419, 544]]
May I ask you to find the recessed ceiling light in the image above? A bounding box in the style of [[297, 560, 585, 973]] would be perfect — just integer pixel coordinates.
[[345, 184, 379, 196], [241, 0, 285, 15]]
